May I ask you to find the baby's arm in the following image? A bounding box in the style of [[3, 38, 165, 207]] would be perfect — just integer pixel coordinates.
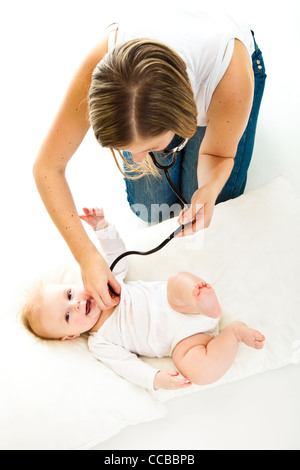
[[89, 339, 191, 391], [90, 339, 159, 390], [80, 207, 128, 280]]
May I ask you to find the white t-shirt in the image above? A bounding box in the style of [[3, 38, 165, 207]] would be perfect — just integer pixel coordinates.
[[107, 8, 254, 126], [88, 225, 219, 390]]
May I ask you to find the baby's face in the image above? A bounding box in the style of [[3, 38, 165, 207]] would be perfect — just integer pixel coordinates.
[[38, 284, 102, 340]]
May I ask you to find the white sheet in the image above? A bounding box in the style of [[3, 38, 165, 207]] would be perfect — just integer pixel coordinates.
[[124, 177, 300, 401], [0, 176, 299, 450]]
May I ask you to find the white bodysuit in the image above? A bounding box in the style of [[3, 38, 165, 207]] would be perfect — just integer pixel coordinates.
[[88, 225, 219, 390]]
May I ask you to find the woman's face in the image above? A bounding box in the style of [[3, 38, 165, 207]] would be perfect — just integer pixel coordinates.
[[124, 131, 175, 163]]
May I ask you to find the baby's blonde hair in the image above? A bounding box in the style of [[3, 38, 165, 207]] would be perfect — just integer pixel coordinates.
[[20, 281, 54, 341]]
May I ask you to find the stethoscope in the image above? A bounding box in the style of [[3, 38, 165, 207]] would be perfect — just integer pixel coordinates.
[[108, 138, 191, 295]]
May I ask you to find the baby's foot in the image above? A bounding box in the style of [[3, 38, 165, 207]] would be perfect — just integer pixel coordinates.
[[192, 281, 222, 319], [232, 322, 265, 350]]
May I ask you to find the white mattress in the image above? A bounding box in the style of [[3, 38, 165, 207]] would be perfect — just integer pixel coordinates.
[[1, 0, 299, 451]]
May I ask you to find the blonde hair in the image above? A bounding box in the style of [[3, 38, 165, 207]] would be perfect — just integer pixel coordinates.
[[20, 281, 55, 341], [89, 38, 198, 178]]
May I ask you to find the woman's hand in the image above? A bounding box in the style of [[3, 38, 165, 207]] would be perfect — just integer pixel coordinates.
[[154, 370, 192, 390], [177, 183, 219, 236], [80, 250, 121, 310]]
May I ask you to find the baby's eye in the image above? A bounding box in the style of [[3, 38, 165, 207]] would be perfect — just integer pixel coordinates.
[[67, 289, 72, 300], [65, 312, 70, 322]]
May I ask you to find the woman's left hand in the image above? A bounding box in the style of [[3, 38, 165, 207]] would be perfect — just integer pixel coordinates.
[[177, 184, 219, 236]]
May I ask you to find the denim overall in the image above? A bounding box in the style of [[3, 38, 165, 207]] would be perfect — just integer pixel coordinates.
[[123, 32, 267, 223]]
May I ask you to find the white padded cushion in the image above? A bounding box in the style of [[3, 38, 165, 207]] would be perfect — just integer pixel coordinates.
[[123, 176, 300, 401], [0, 316, 166, 450], [1, 176, 299, 449]]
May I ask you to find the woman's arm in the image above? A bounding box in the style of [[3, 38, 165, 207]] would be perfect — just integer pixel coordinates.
[[179, 40, 254, 232], [33, 31, 120, 308]]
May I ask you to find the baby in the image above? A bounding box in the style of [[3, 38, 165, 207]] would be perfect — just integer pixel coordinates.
[[21, 207, 265, 391]]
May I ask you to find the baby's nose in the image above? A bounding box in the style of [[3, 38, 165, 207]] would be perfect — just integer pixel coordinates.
[[71, 300, 83, 312]]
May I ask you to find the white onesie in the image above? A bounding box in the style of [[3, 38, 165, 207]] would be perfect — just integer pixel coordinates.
[[88, 225, 219, 390]]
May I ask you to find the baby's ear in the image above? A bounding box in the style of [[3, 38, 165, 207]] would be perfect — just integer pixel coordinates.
[[61, 334, 80, 341]]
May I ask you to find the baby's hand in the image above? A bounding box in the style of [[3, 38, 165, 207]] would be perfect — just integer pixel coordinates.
[[79, 207, 109, 231], [154, 369, 192, 391]]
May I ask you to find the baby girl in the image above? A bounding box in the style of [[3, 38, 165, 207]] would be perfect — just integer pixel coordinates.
[[21, 207, 265, 391]]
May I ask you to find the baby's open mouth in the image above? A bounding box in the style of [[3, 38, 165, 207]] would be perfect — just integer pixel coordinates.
[[86, 299, 91, 315]]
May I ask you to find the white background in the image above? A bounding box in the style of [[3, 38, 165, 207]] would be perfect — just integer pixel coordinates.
[[1, 0, 299, 450]]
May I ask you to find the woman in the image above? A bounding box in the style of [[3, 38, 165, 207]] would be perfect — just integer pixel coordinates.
[[33, 8, 266, 311]]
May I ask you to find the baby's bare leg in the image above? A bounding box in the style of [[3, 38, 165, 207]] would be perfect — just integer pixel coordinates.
[[167, 271, 221, 318], [172, 322, 265, 385]]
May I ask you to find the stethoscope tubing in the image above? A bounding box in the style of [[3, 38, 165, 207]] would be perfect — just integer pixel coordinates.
[[109, 224, 184, 272], [108, 151, 188, 296]]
